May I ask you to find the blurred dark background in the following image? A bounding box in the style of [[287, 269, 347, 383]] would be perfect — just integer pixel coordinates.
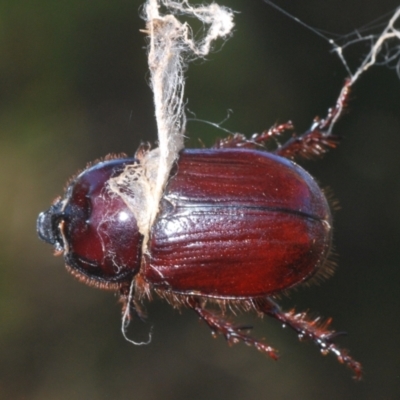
[[1, 0, 399, 399]]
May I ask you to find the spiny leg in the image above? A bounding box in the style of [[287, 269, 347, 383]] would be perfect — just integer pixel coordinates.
[[274, 79, 351, 160], [187, 297, 279, 360], [213, 79, 351, 160], [254, 297, 362, 380], [213, 122, 293, 149]]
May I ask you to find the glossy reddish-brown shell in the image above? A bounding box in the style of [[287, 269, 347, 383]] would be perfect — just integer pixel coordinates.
[[144, 149, 332, 298], [37, 158, 144, 288]]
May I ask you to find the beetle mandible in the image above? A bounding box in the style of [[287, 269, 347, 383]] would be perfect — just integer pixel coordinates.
[[37, 77, 362, 379]]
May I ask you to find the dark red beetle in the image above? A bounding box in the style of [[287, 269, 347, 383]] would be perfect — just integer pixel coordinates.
[[37, 80, 362, 379]]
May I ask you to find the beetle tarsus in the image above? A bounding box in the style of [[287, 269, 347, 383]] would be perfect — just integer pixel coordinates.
[[274, 79, 351, 160], [254, 297, 362, 380], [188, 297, 279, 361], [213, 79, 351, 161]]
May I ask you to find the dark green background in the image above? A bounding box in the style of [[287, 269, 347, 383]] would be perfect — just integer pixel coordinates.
[[1, 0, 399, 399]]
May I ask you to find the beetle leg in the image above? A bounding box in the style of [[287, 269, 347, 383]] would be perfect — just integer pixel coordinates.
[[212, 122, 293, 149], [274, 79, 351, 160], [187, 297, 279, 360], [213, 79, 350, 157], [254, 297, 362, 380]]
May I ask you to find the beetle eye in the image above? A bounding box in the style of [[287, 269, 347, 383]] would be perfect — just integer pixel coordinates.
[[51, 213, 67, 252]]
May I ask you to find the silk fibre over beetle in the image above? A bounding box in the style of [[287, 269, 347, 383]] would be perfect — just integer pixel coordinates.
[[37, 79, 362, 379]]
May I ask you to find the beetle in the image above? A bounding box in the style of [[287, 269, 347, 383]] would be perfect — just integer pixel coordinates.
[[37, 79, 362, 379]]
